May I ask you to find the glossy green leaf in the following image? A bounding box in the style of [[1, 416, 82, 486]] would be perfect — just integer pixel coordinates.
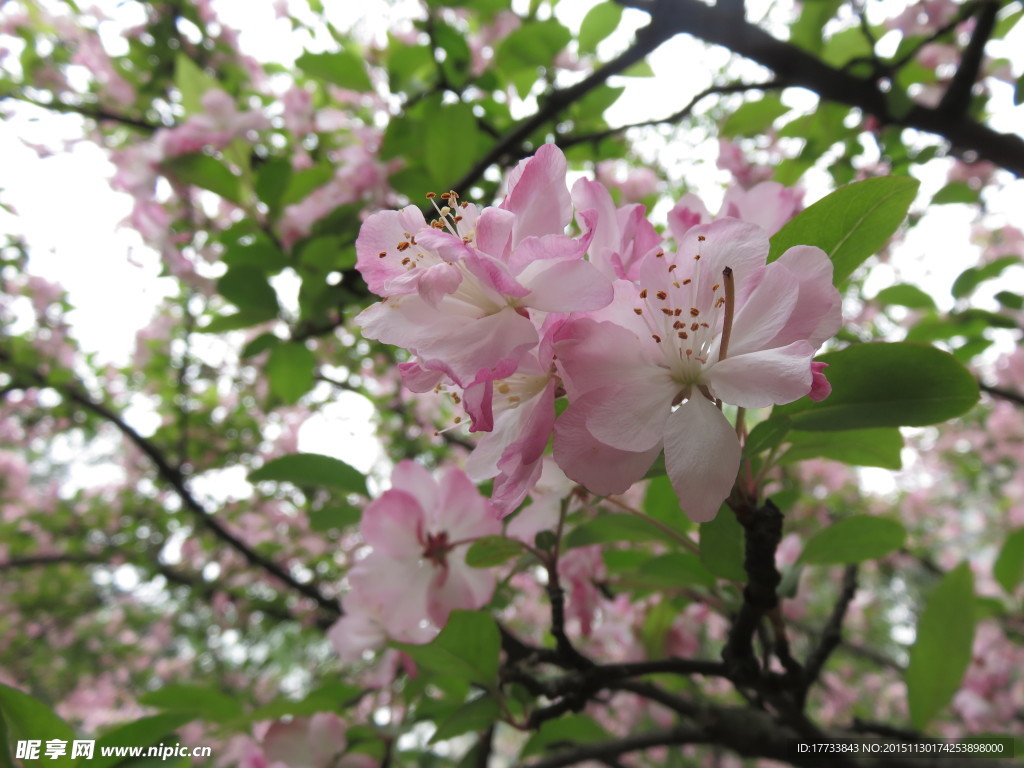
[[721, 94, 790, 138], [699, 507, 745, 582], [307, 503, 361, 532], [89, 714, 193, 768], [634, 552, 716, 589], [931, 181, 979, 205], [781, 428, 903, 469], [951, 256, 1021, 299], [994, 527, 1024, 594], [520, 714, 608, 759], [396, 611, 500, 688], [174, 53, 218, 115], [250, 452, 367, 495], [779, 343, 979, 431], [906, 563, 976, 729], [743, 414, 791, 457], [248, 683, 363, 722], [163, 154, 244, 205], [425, 102, 479, 185], [799, 515, 906, 564], [873, 283, 937, 310], [429, 694, 500, 743], [768, 176, 919, 283], [218, 266, 280, 316], [265, 342, 317, 404], [297, 50, 372, 91], [578, 3, 622, 53], [465, 536, 528, 568], [564, 514, 676, 549], [0, 684, 77, 768], [138, 685, 244, 721]]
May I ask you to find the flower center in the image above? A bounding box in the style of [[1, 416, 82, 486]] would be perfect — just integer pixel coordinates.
[[421, 530, 450, 568]]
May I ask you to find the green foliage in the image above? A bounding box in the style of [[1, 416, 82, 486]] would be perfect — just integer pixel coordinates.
[[578, 3, 623, 53], [296, 49, 372, 91], [520, 714, 608, 759], [769, 176, 920, 283], [465, 535, 529, 567], [721, 95, 790, 138], [162, 154, 245, 205], [873, 284, 937, 310], [564, 514, 679, 549], [265, 343, 318, 404], [778, 343, 979, 430], [699, 507, 745, 582], [0, 685, 77, 768], [906, 563, 976, 730], [397, 611, 500, 689], [781, 428, 903, 469], [137, 685, 243, 721], [89, 715, 194, 768], [993, 527, 1024, 595], [250, 452, 367, 495], [799, 515, 906, 564]]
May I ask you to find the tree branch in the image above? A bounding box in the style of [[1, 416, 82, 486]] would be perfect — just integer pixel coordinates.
[[937, 0, 1000, 118], [802, 564, 859, 695], [0, 350, 341, 617]]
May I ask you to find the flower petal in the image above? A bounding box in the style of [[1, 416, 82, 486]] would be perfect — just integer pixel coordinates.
[[359, 489, 424, 558], [663, 396, 741, 523], [705, 340, 814, 408]]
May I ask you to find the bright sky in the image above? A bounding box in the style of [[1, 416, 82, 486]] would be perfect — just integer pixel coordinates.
[[2, 0, 1022, 483]]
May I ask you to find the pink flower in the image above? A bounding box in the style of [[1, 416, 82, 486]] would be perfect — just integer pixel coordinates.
[[329, 461, 501, 659], [554, 219, 841, 522], [572, 177, 662, 280], [157, 89, 270, 159], [355, 144, 612, 386], [261, 714, 376, 768]]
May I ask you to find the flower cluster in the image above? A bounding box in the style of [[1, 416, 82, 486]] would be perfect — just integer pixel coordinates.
[[329, 461, 500, 661], [355, 145, 841, 522]]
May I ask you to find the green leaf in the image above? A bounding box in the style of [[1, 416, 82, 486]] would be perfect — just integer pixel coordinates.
[[297, 50, 372, 91], [778, 343, 979, 431], [520, 714, 608, 759], [721, 94, 790, 138], [307, 503, 361, 532], [89, 714, 193, 768], [199, 310, 274, 333], [465, 536, 528, 568], [633, 552, 716, 589], [643, 475, 692, 534], [255, 157, 293, 217], [425, 102, 479, 186], [931, 181, 979, 205], [223, 236, 288, 274], [578, 3, 623, 53], [0, 684, 77, 768], [873, 283, 937, 310], [995, 291, 1024, 311], [799, 515, 906, 564], [163, 154, 245, 205], [429, 694, 500, 743], [396, 611, 500, 688], [241, 332, 280, 358], [138, 685, 244, 721], [620, 59, 655, 77], [174, 53, 218, 115], [564, 514, 676, 549], [781, 428, 903, 469], [699, 507, 745, 582], [265, 342, 317, 404], [906, 563, 976, 729], [790, 0, 843, 54], [250, 452, 367, 495], [994, 527, 1024, 594], [248, 683, 363, 722], [282, 164, 336, 206], [218, 266, 280, 316], [951, 256, 1021, 299], [743, 414, 792, 457], [768, 176, 919, 283]]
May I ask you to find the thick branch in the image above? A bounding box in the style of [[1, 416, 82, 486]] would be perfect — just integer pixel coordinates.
[[937, 0, 1000, 118], [621, 0, 1024, 175], [0, 351, 340, 617]]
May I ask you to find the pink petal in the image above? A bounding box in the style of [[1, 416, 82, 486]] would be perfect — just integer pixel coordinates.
[[398, 360, 445, 393], [355, 206, 428, 295], [428, 558, 496, 626], [809, 360, 832, 401], [416, 262, 462, 307], [475, 206, 516, 261], [663, 396, 741, 523], [667, 193, 711, 241], [727, 261, 800, 357], [501, 144, 572, 245], [434, 466, 501, 541], [771, 245, 843, 348], [391, 460, 439, 515], [519, 257, 613, 312], [586, 377, 677, 452], [462, 358, 520, 432], [675, 218, 769, 286], [705, 340, 814, 408], [419, 306, 538, 387], [359, 489, 424, 558], [553, 395, 662, 495]]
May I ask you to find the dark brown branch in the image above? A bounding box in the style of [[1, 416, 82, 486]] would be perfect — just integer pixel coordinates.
[[0, 350, 341, 617], [802, 565, 859, 693], [0, 92, 161, 133], [560, 79, 789, 149], [937, 0, 1000, 118], [981, 382, 1024, 407], [622, 0, 1024, 175], [448, 18, 677, 194]]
